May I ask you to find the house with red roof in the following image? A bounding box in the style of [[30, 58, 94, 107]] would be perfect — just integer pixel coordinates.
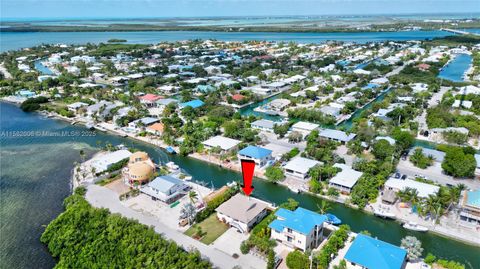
[[139, 94, 163, 107]]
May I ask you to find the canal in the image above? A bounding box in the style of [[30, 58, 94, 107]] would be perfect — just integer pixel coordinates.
[[1, 102, 478, 269], [438, 53, 473, 82]]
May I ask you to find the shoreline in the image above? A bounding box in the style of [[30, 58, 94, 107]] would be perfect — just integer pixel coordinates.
[[3, 99, 479, 247]]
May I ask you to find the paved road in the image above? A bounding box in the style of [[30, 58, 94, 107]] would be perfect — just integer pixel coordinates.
[[417, 86, 450, 131], [396, 159, 480, 190], [86, 185, 266, 269]]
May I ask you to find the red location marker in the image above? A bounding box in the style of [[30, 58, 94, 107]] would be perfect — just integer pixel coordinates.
[[240, 159, 255, 196]]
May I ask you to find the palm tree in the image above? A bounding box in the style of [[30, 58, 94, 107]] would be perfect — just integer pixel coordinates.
[[188, 191, 198, 204], [317, 200, 331, 215], [424, 193, 442, 224], [181, 203, 196, 225], [401, 236, 423, 261]]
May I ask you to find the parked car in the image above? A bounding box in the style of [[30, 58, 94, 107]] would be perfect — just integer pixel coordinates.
[[401, 174, 407, 180], [274, 256, 283, 268], [394, 172, 401, 179]]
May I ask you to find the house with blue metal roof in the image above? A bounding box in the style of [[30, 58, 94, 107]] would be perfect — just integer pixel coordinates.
[[344, 234, 407, 269], [237, 145, 273, 167], [180, 99, 205, 109], [460, 190, 480, 225], [269, 207, 328, 251]]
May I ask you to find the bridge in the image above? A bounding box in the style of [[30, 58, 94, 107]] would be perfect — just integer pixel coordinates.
[[440, 28, 480, 36]]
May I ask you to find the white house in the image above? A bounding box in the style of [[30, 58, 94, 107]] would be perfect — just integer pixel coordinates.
[[328, 163, 363, 194], [283, 157, 321, 179], [291, 121, 319, 137], [269, 207, 328, 251], [384, 178, 440, 199], [141, 175, 190, 203], [319, 129, 356, 144], [237, 145, 273, 167], [202, 135, 241, 152], [90, 149, 132, 173], [251, 119, 276, 133], [216, 193, 269, 233]]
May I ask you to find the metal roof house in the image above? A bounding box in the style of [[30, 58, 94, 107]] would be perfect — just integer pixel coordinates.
[[141, 175, 190, 204], [179, 99, 205, 109], [202, 135, 241, 152], [384, 178, 440, 199], [237, 145, 273, 167], [408, 147, 445, 163], [251, 119, 276, 133], [216, 193, 269, 233], [269, 207, 328, 251], [90, 149, 132, 173], [283, 157, 321, 179], [319, 129, 356, 144], [291, 121, 320, 136], [344, 234, 407, 269], [328, 163, 363, 194]]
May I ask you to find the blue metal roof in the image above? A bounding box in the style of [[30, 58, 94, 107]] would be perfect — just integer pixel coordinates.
[[268, 207, 327, 235], [180, 99, 205, 109], [238, 145, 272, 159], [344, 234, 407, 269]]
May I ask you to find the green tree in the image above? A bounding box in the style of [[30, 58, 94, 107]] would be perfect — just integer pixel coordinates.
[[273, 123, 290, 138], [441, 147, 476, 177], [286, 250, 309, 269], [372, 139, 395, 161], [265, 166, 285, 182]]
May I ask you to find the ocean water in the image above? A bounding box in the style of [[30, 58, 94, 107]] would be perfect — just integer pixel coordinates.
[[1, 102, 480, 269], [0, 30, 459, 52]]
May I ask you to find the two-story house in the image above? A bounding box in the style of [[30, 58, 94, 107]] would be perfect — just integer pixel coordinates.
[[269, 207, 327, 251]]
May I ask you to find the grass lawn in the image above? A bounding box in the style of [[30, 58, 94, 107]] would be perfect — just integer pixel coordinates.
[[184, 214, 229, 245]]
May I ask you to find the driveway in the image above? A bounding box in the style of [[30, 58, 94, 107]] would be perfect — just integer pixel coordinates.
[[212, 228, 247, 256]]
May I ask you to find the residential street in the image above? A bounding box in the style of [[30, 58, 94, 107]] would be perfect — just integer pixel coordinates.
[[396, 159, 480, 190], [85, 185, 266, 269]]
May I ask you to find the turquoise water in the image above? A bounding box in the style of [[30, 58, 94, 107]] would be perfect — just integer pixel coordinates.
[[0, 30, 459, 52], [1, 102, 479, 269], [438, 54, 472, 82], [34, 60, 54, 75]]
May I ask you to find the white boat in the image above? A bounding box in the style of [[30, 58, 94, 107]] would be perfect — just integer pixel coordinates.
[[183, 175, 192, 181], [227, 181, 236, 188], [403, 222, 428, 232], [85, 122, 95, 130], [373, 208, 396, 220], [166, 161, 180, 171]]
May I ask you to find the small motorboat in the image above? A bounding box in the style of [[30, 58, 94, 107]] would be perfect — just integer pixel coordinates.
[[166, 161, 180, 171], [166, 146, 176, 154], [85, 122, 95, 130], [403, 222, 428, 232], [326, 213, 342, 225], [227, 181, 237, 188], [373, 208, 396, 220]]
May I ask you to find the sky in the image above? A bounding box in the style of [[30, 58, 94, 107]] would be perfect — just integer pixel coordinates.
[[1, 0, 479, 20]]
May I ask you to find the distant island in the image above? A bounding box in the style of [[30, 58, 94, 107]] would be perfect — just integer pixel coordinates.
[[1, 16, 479, 33]]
